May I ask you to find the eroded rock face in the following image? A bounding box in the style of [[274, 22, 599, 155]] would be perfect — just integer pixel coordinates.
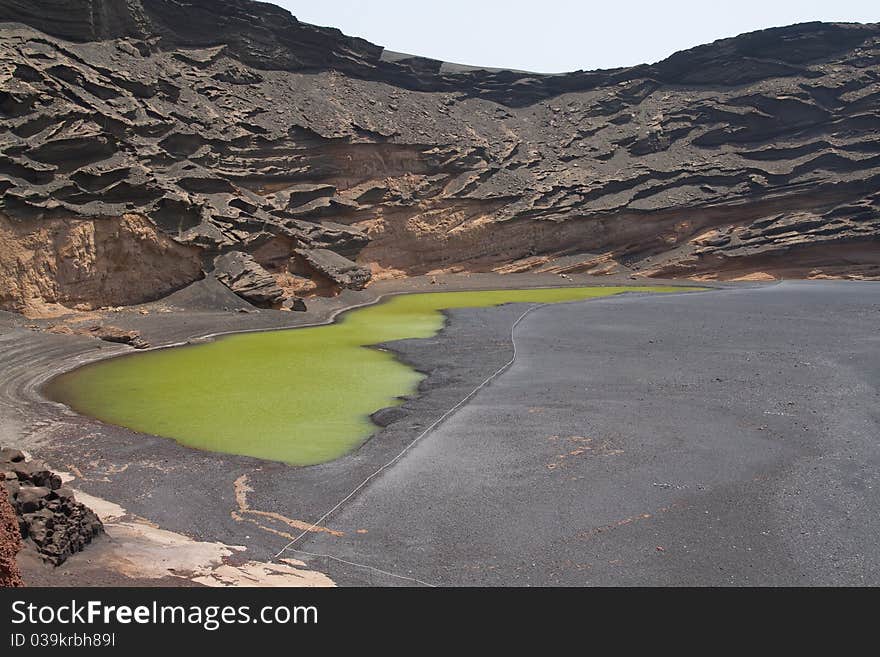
[[0, 212, 203, 317], [0, 1, 877, 309]]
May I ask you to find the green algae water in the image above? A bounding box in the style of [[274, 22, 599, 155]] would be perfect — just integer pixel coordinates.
[[45, 286, 686, 465]]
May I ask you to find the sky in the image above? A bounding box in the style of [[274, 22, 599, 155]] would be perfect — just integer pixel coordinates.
[[274, 0, 878, 73]]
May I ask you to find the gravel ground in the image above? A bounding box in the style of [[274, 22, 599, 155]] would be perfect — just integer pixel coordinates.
[[2, 273, 693, 585], [297, 280, 880, 585], [6, 276, 877, 586]]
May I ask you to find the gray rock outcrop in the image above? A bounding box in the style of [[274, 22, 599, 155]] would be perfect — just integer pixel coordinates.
[[294, 249, 372, 291], [1, 447, 104, 567], [213, 251, 284, 306]]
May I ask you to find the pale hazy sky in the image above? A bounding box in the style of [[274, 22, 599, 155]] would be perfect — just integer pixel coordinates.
[[274, 0, 878, 73]]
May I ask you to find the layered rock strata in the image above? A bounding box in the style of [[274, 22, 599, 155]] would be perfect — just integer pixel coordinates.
[[0, 2, 877, 315]]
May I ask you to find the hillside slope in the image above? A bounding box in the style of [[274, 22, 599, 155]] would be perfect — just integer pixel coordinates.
[[1, 0, 878, 315]]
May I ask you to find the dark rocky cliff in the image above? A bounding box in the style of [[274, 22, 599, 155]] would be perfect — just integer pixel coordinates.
[[1, 1, 878, 314]]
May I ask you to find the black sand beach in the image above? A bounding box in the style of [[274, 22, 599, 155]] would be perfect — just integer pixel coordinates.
[[3, 277, 878, 585]]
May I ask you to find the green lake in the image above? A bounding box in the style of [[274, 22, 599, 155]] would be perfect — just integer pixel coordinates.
[[45, 286, 687, 465]]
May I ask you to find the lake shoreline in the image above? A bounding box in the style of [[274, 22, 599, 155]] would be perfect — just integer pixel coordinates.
[[0, 271, 727, 586], [43, 286, 693, 465]]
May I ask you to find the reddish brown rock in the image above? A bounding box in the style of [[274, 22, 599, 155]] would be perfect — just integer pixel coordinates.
[[85, 325, 150, 349], [0, 474, 24, 587]]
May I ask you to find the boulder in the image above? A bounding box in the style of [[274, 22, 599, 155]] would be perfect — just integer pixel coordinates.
[[0, 448, 25, 463], [294, 249, 372, 291], [15, 486, 52, 514], [281, 296, 307, 312], [3, 480, 20, 498], [370, 406, 408, 427], [8, 460, 61, 488], [87, 326, 150, 349], [9, 460, 51, 482], [30, 471, 62, 491], [55, 486, 75, 500], [0, 455, 104, 566], [213, 252, 284, 306]]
